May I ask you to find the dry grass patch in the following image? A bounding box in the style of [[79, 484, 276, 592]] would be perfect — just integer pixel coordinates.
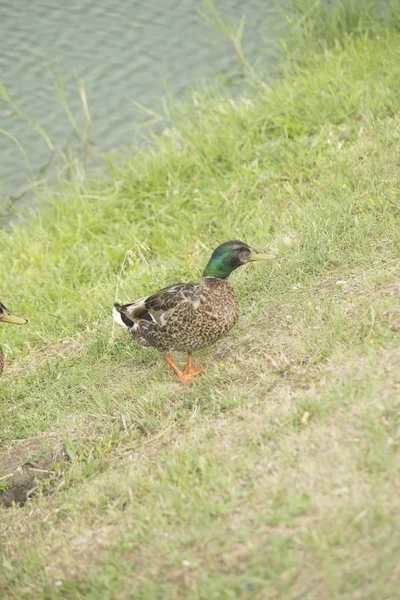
[[1, 343, 399, 598]]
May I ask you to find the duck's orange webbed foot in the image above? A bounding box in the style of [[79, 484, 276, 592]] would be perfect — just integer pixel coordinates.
[[183, 352, 206, 377], [164, 353, 205, 384]]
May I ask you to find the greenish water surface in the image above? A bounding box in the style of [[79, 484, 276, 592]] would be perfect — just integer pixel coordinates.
[[0, 0, 278, 201]]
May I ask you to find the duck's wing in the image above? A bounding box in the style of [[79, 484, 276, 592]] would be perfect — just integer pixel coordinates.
[[113, 282, 203, 329]]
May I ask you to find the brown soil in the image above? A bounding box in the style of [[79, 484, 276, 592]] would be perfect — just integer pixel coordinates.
[[0, 436, 68, 507]]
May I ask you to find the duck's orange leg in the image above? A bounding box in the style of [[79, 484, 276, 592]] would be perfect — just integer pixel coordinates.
[[164, 354, 196, 384], [164, 353, 205, 384], [183, 352, 206, 377]]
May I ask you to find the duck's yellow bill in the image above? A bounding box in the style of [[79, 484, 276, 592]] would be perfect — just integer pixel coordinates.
[[248, 251, 276, 261], [1, 312, 28, 325]]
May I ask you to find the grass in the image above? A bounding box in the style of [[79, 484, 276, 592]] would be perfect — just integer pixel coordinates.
[[1, 2, 400, 597]]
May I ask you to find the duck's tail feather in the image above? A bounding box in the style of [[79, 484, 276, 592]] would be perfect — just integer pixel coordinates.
[[113, 302, 136, 329], [113, 296, 152, 329]]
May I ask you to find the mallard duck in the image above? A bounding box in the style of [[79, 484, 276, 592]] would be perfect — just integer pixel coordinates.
[[0, 302, 28, 376], [113, 240, 275, 383]]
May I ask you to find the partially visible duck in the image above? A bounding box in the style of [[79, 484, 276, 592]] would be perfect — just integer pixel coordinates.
[[0, 302, 28, 376]]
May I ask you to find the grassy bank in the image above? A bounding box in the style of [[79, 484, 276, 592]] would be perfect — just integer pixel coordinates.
[[1, 5, 400, 598]]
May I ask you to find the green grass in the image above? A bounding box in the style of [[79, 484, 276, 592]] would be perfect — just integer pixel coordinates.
[[1, 3, 400, 598]]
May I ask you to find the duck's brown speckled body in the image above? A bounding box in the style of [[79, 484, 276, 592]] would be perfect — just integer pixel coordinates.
[[0, 302, 28, 376], [115, 277, 240, 353], [113, 240, 274, 384]]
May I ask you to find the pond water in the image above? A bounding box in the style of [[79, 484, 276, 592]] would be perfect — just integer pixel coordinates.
[[0, 0, 280, 201]]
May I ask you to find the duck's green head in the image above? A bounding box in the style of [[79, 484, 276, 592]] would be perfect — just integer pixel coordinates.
[[0, 302, 28, 325], [203, 240, 275, 279]]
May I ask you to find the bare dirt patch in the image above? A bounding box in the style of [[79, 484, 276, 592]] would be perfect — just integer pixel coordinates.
[[0, 435, 68, 507]]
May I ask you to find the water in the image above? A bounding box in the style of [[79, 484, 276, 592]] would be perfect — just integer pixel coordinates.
[[0, 0, 279, 201]]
